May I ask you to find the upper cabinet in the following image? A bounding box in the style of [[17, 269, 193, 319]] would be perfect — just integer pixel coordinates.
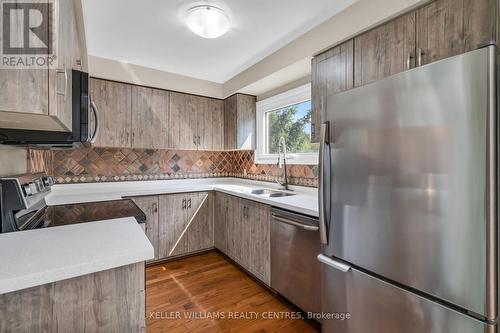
[[311, 0, 498, 142], [90, 78, 225, 150], [416, 0, 498, 65], [223, 95, 237, 149], [49, 0, 85, 130], [90, 79, 132, 148], [311, 40, 354, 142], [169, 92, 198, 150], [197, 97, 224, 150], [0, 0, 85, 132], [131, 87, 169, 149], [354, 13, 416, 87], [224, 94, 256, 150], [169, 93, 224, 150]]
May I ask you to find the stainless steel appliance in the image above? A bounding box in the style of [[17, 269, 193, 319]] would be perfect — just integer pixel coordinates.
[[271, 208, 321, 314], [0, 174, 145, 233], [318, 45, 498, 332], [0, 70, 99, 147]]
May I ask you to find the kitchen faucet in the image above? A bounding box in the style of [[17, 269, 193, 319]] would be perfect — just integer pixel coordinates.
[[276, 136, 290, 191]]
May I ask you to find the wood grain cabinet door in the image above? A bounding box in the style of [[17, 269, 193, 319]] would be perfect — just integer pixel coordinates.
[[185, 192, 214, 252], [416, 0, 497, 66], [194, 96, 210, 150], [223, 94, 256, 150], [49, 0, 83, 131], [225, 195, 242, 262], [157, 192, 214, 260], [90, 78, 132, 147], [236, 94, 257, 150], [240, 199, 271, 285], [354, 12, 416, 87], [214, 192, 228, 253], [131, 196, 159, 261], [251, 202, 271, 285], [208, 98, 224, 150], [158, 193, 188, 258], [169, 92, 197, 150], [311, 40, 354, 142], [0, 1, 49, 119], [223, 95, 237, 149], [131, 87, 169, 149]]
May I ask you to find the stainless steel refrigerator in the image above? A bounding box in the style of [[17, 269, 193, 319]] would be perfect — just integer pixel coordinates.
[[318, 45, 498, 333]]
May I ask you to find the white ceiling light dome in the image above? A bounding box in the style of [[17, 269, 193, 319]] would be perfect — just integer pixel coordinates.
[[186, 5, 230, 39]]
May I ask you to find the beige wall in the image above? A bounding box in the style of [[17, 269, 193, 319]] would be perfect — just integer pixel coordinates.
[[256, 75, 311, 101], [89, 56, 224, 99], [0, 146, 27, 177]]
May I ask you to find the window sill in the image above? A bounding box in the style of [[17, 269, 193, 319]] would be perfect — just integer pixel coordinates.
[[254, 153, 318, 166]]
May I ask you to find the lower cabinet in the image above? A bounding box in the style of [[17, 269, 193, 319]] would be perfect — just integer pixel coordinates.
[[133, 191, 270, 285], [0, 262, 146, 332], [215, 192, 271, 285], [131, 192, 214, 262], [131, 195, 159, 260]]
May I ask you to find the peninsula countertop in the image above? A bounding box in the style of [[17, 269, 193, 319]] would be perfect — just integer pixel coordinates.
[[46, 177, 319, 217], [0, 217, 154, 294]]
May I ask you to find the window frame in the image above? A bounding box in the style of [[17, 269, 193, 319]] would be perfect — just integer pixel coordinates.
[[255, 83, 318, 165]]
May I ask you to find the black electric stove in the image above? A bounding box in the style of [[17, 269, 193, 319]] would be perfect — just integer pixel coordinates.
[[0, 174, 145, 233]]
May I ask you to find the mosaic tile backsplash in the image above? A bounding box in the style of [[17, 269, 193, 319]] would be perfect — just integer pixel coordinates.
[[28, 148, 318, 187]]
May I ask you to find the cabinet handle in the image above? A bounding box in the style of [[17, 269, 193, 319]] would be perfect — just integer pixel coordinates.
[[188, 198, 192, 209], [152, 202, 158, 213], [182, 199, 186, 210], [417, 48, 423, 67], [56, 68, 68, 100], [193, 135, 197, 145], [197, 135, 201, 145], [405, 52, 413, 70]]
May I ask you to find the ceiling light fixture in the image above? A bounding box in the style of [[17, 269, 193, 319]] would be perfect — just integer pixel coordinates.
[[186, 5, 230, 39]]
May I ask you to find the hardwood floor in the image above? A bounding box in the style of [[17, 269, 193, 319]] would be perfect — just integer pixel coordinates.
[[146, 251, 320, 333]]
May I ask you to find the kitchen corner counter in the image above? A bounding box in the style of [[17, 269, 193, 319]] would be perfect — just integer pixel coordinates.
[[0, 218, 154, 295], [46, 178, 319, 217]]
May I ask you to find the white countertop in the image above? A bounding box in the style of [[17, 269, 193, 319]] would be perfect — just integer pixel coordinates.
[[0, 218, 154, 294], [46, 177, 319, 217], [1, 178, 316, 295]]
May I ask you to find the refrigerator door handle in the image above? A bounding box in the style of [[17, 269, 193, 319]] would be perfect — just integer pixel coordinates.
[[318, 121, 330, 244], [317, 254, 351, 273]]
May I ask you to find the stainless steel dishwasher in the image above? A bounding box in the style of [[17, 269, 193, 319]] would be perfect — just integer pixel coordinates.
[[271, 208, 321, 314]]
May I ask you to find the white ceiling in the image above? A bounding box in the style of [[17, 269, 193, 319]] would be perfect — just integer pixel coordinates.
[[83, 0, 355, 84]]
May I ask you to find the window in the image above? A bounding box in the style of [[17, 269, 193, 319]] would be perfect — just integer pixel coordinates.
[[256, 84, 319, 165]]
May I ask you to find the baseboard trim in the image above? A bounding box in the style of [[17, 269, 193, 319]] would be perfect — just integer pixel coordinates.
[[145, 247, 216, 267]]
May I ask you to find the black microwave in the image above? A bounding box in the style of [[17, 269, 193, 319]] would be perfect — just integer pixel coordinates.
[[0, 70, 99, 148]]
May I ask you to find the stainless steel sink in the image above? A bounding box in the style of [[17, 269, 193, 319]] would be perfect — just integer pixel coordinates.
[[269, 192, 296, 197], [249, 189, 296, 197]]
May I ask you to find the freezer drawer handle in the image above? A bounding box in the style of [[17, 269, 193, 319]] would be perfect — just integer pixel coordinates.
[[317, 254, 351, 273], [272, 214, 319, 231]]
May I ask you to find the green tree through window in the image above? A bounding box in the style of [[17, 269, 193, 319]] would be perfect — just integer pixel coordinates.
[[266, 100, 319, 154]]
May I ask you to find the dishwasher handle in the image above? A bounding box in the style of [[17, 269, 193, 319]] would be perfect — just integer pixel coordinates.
[[272, 214, 319, 231]]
